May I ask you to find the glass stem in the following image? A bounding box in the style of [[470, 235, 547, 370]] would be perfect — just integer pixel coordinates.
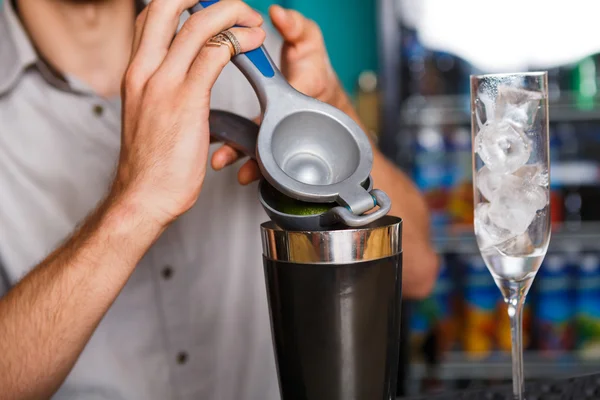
[[507, 291, 526, 400]]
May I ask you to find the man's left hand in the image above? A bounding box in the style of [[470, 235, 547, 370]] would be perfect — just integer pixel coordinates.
[[211, 5, 349, 184], [269, 5, 346, 109]]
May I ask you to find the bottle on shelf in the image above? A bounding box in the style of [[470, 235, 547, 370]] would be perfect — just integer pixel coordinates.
[[355, 70, 379, 139], [412, 256, 457, 395], [400, 27, 427, 100], [575, 254, 600, 359], [548, 123, 570, 227], [409, 256, 457, 360], [413, 126, 451, 231], [409, 299, 433, 362], [447, 126, 474, 228], [570, 55, 598, 111], [431, 257, 458, 354], [534, 254, 575, 355], [461, 255, 497, 359]]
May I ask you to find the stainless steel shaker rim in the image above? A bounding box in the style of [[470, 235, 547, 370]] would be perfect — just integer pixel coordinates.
[[260, 216, 402, 264]]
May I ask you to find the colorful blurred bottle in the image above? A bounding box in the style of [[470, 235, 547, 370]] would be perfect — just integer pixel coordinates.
[[413, 127, 451, 230], [549, 124, 564, 227], [447, 127, 474, 227], [410, 263, 437, 362], [462, 255, 497, 359], [401, 27, 427, 99], [571, 56, 598, 111], [431, 257, 457, 353], [535, 255, 575, 354], [575, 255, 600, 359]]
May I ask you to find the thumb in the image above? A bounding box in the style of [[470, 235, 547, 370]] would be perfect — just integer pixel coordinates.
[[269, 4, 304, 43]]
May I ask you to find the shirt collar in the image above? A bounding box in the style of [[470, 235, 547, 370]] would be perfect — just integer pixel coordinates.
[[0, 0, 38, 96], [0, 0, 148, 97]]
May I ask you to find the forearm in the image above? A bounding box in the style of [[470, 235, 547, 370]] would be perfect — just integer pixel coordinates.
[[0, 191, 164, 400], [370, 151, 439, 298], [334, 93, 439, 298]]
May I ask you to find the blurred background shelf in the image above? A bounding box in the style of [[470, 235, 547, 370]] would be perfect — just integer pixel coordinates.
[[410, 352, 600, 381]]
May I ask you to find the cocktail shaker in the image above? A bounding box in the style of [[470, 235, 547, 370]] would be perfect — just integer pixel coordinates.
[[261, 216, 403, 400]]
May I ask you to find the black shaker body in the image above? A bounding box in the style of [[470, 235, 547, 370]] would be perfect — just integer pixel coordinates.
[[261, 216, 403, 400]]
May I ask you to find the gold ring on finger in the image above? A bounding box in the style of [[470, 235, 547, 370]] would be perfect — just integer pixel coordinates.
[[206, 33, 235, 58]]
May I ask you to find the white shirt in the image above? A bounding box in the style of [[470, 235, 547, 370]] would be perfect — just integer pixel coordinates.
[[0, 1, 282, 399]]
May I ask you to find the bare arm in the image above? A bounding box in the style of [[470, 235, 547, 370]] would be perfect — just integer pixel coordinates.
[[0, 193, 163, 400], [0, 0, 266, 398]]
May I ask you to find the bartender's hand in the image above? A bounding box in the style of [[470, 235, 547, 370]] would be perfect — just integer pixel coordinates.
[[212, 5, 349, 184], [269, 5, 346, 110], [115, 0, 265, 225]]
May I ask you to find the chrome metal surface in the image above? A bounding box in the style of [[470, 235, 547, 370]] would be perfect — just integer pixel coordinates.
[[257, 97, 375, 213], [269, 111, 361, 186], [261, 216, 402, 264], [209, 109, 392, 230], [262, 218, 403, 400], [329, 189, 392, 228]]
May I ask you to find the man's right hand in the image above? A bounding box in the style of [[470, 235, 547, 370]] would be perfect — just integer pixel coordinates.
[[113, 0, 265, 227]]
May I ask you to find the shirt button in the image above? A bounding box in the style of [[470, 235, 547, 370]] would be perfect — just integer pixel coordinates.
[[176, 352, 188, 365], [161, 265, 174, 280], [93, 104, 104, 117]]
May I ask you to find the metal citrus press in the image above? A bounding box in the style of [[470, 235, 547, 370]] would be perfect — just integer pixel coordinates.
[[193, 2, 392, 230]]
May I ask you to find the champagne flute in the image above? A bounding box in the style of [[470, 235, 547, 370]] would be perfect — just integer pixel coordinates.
[[471, 72, 550, 400]]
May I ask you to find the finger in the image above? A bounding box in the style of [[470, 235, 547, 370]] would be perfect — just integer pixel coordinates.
[[211, 144, 244, 170], [184, 26, 265, 95], [121, 6, 151, 117], [269, 5, 322, 45], [131, 0, 199, 78], [160, 0, 263, 76], [130, 6, 149, 60], [237, 160, 261, 185]]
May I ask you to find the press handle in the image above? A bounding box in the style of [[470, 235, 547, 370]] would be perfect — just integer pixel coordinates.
[[209, 110, 258, 159], [324, 190, 392, 228], [189, 1, 288, 109]]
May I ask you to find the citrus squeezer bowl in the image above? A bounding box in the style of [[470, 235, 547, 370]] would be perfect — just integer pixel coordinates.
[[209, 110, 391, 231]]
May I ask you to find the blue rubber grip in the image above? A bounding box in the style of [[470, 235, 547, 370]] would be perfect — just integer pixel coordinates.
[[198, 1, 275, 78]]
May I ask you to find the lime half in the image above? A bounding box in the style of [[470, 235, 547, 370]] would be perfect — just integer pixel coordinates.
[[268, 186, 336, 216]]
